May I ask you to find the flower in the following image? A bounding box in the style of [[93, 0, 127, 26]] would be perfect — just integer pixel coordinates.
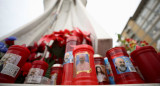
[[140, 41, 148, 46], [0, 42, 5, 48], [5, 36, 17, 41], [27, 42, 38, 53], [39, 28, 92, 46], [28, 53, 36, 61], [0, 47, 8, 53], [72, 27, 92, 45], [21, 62, 32, 76], [125, 38, 132, 43], [0, 42, 8, 53], [37, 41, 46, 53], [136, 45, 141, 49], [5, 36, 17, 46]]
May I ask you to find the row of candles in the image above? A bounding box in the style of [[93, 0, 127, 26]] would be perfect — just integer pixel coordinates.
[[0, 36, 160, 85]]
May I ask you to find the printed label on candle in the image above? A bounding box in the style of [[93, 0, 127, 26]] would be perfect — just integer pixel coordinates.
[[50, 73, 58, 85], [25, 68, 44, 83], [75, 52, 91, 74], [95, 65, 108, 83], [0, 53, 21, 77], [63, 51, 73, 64], [112, 56, 136, 74]]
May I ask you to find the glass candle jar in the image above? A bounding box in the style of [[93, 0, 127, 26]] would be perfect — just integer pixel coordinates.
[[61, 36, 79, 85], [130, 46, 160, 83], [94, 54, 109, 85], [24, 60, 48, 84], [0, 45, 30, 83], [106, 47, 144, 84], [50, 64, 63, 85], [73, 44, 98, 85]]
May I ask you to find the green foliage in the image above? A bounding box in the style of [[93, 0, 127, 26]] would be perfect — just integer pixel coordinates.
[[44, 40, 65, 78], [118, 34, 122, 41], [44, 60, 55, 78]]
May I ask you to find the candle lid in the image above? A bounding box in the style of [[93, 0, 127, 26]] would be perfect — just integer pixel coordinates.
[[9, 45, 30, 56], [73, 44, 94, 54], [52, 64, 63, 67], [93, 54, 103, 59], [130, 46, 156, 60], [106, 47, 128, 57], [67, 36, 78, 42], [33, 60, 48, 68]]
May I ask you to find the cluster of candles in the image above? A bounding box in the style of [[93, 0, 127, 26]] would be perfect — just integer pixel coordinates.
[[0, 36, 160, 85]]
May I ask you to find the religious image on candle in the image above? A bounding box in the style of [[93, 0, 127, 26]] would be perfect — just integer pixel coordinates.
[[25, 68, 44, 83], [75, 52, 91, 74], [95, 65, 108, 83], [0, 53, 21, 77]]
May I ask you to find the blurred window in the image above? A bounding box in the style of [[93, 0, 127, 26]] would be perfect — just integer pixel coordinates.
[[154, 3, 160, 14], [149, 21, 160, 38], [146, 0, 158, 9], [136, 16, 144, 26], [141, 8, 150, 18], [157, 38, 160, 51]]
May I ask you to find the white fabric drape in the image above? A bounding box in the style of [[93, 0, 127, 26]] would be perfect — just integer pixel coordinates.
[[0, 0, 112, 56]]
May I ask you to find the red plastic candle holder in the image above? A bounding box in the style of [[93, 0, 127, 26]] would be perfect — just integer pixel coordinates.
[[73, 44, 98, 85], [24, 60, 48, 84], [0, 45, 30, 83], [50, 64, 63, 85], [94, 54, 109, 85], [106, 47, 144, 84], [130, 46, 160, 83]]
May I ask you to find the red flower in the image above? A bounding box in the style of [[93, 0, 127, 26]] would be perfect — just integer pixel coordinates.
[[140, 41, 148, 46], [27, 42, 38, 53], [52, 55, 57, 60], [39, 35, 56, 43], [37, 41, 46, 53], [58, 58, 63, 64], [5, 40, 14, 46], [5, 36, 17, 46], [72, 29, 83, 43], [55, 58, 63, 64], [40, 57, 45, 61], [136, 45, 141, 49], [28, 53, 36, 61], [72, 27, 92, 45], [39, 28, 92, 47], [125, 38, 132, 42], [21, 62, 32, 76]]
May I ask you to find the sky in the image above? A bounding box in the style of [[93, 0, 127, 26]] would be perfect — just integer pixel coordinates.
[[0, 0, 141, 47], [86, 0, 141, 46], [0, 0, 43, 37]]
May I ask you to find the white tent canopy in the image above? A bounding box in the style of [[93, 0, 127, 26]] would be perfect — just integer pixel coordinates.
[[0, 0, 112, 57]]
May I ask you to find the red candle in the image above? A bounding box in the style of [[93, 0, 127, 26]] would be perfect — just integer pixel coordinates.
[[73, 44, 98, 85], [50, 64, 63, 85], [106, 47, 144, 84], [130, 58, 144, 80], [130, 46, 160, 83], [24, 60, 48, 84], [61, 36, 79, 85], [94, 54, 109, 85], [0, 45, 30, 83]]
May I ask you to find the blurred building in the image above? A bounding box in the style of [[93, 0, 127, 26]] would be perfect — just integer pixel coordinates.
[[121, 0, 160, 51]]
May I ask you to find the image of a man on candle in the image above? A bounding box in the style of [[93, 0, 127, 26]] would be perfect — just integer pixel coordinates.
[[115, 58, 127, 73], [76, 54, 90, 72], [64, 53, 70, 63]]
